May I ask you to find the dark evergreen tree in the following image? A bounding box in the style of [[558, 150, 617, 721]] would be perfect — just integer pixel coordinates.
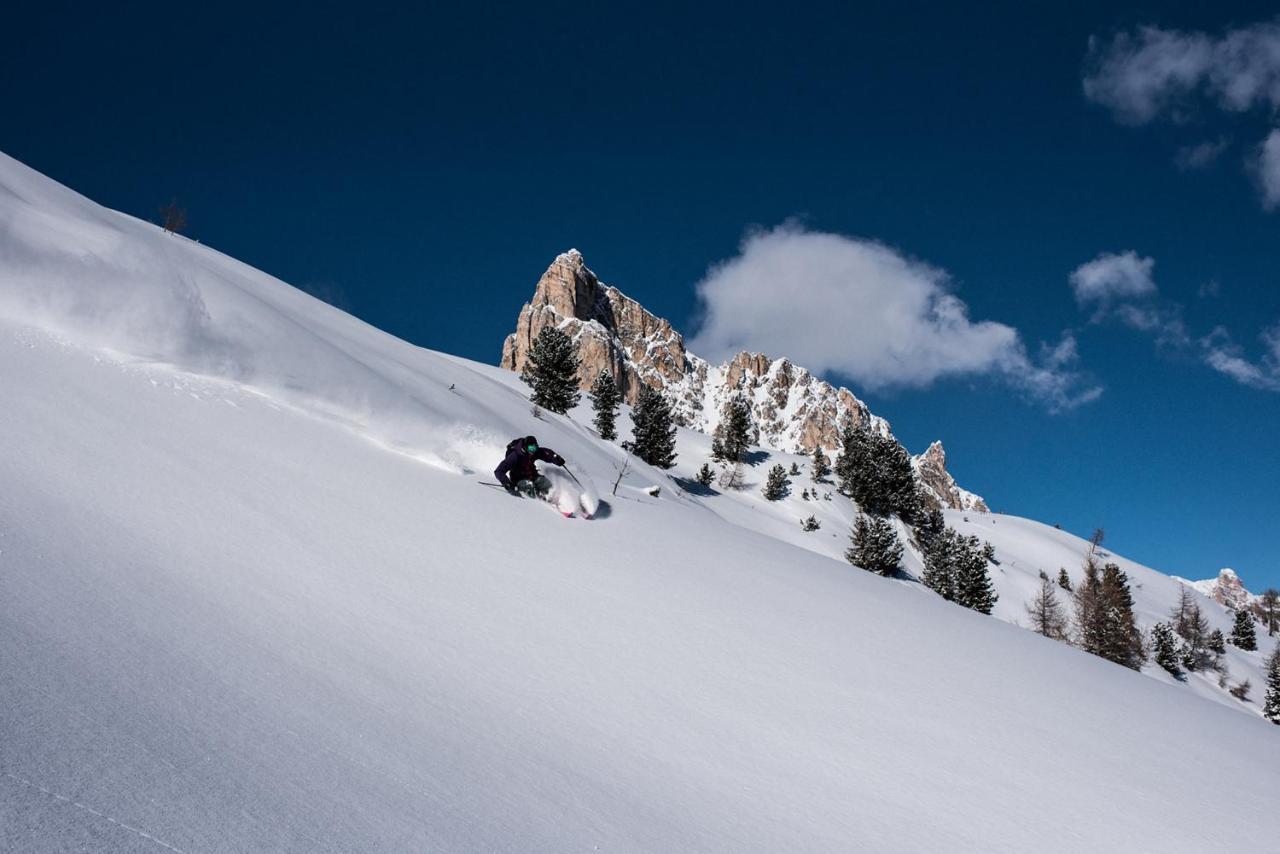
[[1098, 563, 1145, 670], [789, 462, 801, 476], [630, 385, 677, 469], [811, 446, 831, 482], [520, 325, 581, 414], [955, 537, 998, 615], [846, 514, 903, 577], [711, 395, 752, 463], [834, 424, 874, 501], [1263, 649, 1280, 725], [588, 371, 620, 441], [1207, 628, 1226, 655], [921, 526, 959, 602], [1026, 571, 1069, 640], [1057, 568, 1073, 592], [763, 464, 790, 500], [1230, 609, 1258, 651], [873, 434, 923, 523], [695, 462, 715, 486], [801, 515, 821, 532], [1151, 622, 1182, 676]]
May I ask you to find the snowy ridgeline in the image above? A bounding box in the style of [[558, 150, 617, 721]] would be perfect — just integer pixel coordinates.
[[2, 150, 1279, 853]]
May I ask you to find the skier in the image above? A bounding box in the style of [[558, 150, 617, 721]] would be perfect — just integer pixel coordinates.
[[495, 435, 566, 498]]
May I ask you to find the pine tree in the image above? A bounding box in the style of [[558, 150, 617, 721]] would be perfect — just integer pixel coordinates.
[[1263, 649, 1280, 724], [1207, 628, 1226, 655], [1098, 563, 1145, 670], [1170, 585, 1196, 639], [763, 464, 790, 500], [1026, 572, 1069, 640], [955, 537, 998, 615], [846, 514, 903, 577], [520, 326, 581, 414], [1260, 588, 1279, 636], [1074, 554, 1106, 657], [695, 462, 715, 486], [1230, 609, 1258, 651], [630, 385, 677, 469], [811, 446, 831, 482], [712, 395, 752, 463], [873, 434, 923, 523], [1151, 622, 1182, 676], [921, 526, 959, 602], [1057, 568, 1072, 592], [801, 515, 821, 532], [834, 424, 874, 501], [588, 371, 620, 441]]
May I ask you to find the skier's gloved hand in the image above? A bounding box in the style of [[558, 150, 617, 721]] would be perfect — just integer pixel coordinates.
[[552, 454, 565, 466]]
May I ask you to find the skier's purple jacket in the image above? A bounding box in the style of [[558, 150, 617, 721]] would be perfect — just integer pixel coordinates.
[[495, 437, 564, 489]]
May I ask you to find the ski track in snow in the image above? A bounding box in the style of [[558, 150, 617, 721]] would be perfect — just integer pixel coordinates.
[[3, 771, 189, 853]]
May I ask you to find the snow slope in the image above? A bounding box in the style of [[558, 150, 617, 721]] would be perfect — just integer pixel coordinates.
[[2, 151, 1279, 853]]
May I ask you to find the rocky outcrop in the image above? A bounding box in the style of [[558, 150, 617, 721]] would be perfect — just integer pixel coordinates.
[[912, 441, 990, 513], [1182, 568, 1255, 612], [501, 250, 691, 405], [502, 250, 988, 511]]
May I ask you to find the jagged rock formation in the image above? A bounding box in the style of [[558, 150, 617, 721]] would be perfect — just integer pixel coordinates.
[[502, 250, 988, 511], [913, 441, 990, 513], [1180, 568, 1257, 612]]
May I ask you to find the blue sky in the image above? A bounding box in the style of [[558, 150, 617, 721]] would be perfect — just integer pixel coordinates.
[[4, 1, 1279, 589]]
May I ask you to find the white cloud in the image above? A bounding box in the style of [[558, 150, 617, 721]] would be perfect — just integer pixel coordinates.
[[1201, 325, 1280, 391], [1069, 251, 1157, 306], [1085, 19, 1280, 209], [1256, 129, 1280, 209], [1174, 137, 1229, 170], [689, 224, 1101, 411], [1084, 19, 1280, 121]]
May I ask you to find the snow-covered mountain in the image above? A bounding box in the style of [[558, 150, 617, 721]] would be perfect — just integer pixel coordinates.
[[1175, 567, 1260, 611], [2, 150, 1278, 853], [501, 249, 988, 511]]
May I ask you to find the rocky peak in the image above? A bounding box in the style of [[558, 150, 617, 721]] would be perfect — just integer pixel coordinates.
[[912, 441, 989, 513], [502, 250, 988, 512], [1187, 568, 1255, 612]]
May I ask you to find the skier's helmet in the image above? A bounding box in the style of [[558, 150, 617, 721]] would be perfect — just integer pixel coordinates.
[[524, 435, 539, 454]]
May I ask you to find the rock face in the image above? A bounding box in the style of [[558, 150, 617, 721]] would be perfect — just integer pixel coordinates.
[[912, 441, 990, 513], [502, 250, 988, 511], [1184, 568, 1255, 612]]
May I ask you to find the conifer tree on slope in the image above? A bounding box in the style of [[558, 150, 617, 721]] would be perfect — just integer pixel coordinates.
[[1264, 648, 1280, 725], [834, 424, 874, 502], [1230, 608, 1258, 651], [1207, 628, 1226, 655], [712, 395, 752, 463], [1026, 571, 1069, 641], [630, 385, 677, 469], [955, 537, 998, 615], [872, 434, 923, 523], [921, 525, 959, 602], [1074, 554, 1107, 657], [1151, 622, 1182, 676], [1057, 568, 1072, 592], [520, 325, 581, 414], [589, 371, 621, 441], [763, 464, 790, 500], [846, 514, 903, 577], [811, 446, 831, 482], [1098, 562, 1145, 670]]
